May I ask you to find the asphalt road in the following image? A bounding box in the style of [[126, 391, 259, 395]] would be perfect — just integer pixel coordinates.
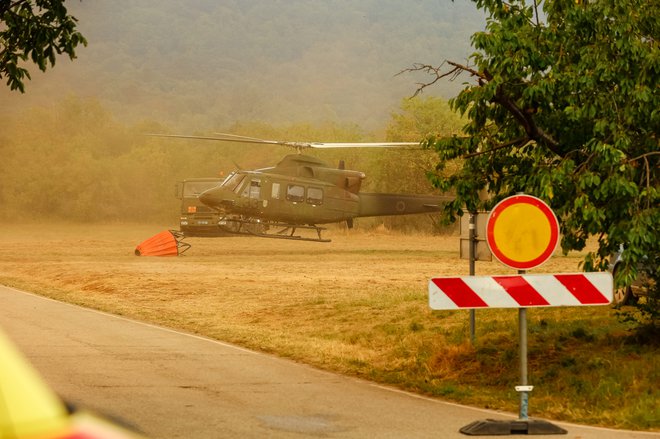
[[0, 285, 656, 439]]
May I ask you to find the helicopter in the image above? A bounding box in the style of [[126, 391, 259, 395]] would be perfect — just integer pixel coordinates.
[[154, 133, 453, 242]]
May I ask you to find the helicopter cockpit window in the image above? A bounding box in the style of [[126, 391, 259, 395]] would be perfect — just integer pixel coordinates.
[[222, 172, 245, 193], [286, 184, 305, 203], [306, 187, 323, 205]]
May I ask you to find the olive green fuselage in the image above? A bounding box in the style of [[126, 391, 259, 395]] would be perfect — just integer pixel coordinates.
[[199, 154, 448, 226]]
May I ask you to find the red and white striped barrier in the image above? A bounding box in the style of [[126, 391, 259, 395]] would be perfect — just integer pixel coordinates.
[[429, 273, 612, 310]]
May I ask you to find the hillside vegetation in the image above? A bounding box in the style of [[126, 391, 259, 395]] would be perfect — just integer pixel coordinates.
[[0, 97, 461, 226], [0, 1, 484, 131]]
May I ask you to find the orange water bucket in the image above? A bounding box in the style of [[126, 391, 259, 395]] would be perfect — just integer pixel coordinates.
[[135, 230, 190, 256]]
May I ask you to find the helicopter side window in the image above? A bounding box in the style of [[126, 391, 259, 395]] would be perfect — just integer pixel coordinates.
[[250, 180, 261, 199], [306, 187, 323, 205], [286, 184, 305, 203], [271, 183, 281, 200]]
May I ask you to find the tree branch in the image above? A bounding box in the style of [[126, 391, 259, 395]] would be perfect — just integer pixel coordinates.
[[463, 136, 529, 158], [404, 60, 562, 156], [491, 85, 563, 156], [448, 60, 491, 81], [627, 150, 660, 163], [399, 60, 489, 97]]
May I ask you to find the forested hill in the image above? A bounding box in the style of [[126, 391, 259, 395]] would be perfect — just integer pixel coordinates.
[[1, 0, 484, 131]]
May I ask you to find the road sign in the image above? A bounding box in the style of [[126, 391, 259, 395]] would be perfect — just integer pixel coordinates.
[[429, 272, 613, 310], [434, 195, 607, 433], [486, 195, 559, 270]]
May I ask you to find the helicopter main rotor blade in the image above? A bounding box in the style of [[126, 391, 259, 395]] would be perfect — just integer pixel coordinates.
[[145, 133, 278, 144], [211, 133, 420, 149], [306, 142, 419, 148], [212, 133, 284, 145], [147, 133, 310, 148], [148, 132, 420, 150]]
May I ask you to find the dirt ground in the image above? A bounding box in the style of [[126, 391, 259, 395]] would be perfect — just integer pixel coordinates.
[[6, 223, 659, 432], [0, 222, 586, 314], [1, 222, 614, 422], [0, 221, 589, 363]]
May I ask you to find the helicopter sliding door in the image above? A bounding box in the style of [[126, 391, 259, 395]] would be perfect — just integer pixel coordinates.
[[281, 183, 310, 222], [232, 176, 358, 225], [258, 181, 314, 223], [281, 183, 347, 224], [256, 182, 317, 224], [286, 184, 306, 203]]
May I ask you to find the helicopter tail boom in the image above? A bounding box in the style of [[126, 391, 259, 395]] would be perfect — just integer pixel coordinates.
[[357, 193, 452, 218]]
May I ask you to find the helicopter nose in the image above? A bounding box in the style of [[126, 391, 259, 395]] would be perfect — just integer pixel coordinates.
[[199, 187, 229, 208]]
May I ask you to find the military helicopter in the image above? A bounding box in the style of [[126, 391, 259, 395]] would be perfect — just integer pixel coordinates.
[[154, 133, 452, 242]]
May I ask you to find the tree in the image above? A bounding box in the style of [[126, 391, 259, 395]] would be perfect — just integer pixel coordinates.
[[1, 0, 86, 92], [381, 96, 463, 194], [408, 0, 659, 325], [366, 97, 465, 232]]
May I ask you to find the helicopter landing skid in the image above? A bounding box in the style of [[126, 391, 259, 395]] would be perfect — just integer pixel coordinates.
[[266, 224, 331, 243], [219, 217, 331, 242]]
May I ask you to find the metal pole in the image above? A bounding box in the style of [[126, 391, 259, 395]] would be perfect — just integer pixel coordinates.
[[469, 213, 476, 344], [519, 307, 528, 420], [518, 269, 529, 421]]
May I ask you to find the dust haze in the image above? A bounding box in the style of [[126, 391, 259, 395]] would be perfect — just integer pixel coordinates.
[[0, 1, 483, 224]]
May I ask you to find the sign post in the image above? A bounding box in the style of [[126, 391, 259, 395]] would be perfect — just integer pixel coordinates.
[[518, 273, 529, 422], [469, 213, 476, 344], [460, 211, 492, 344], [429, 194, 612, 435], [486, 194, 559, 426]]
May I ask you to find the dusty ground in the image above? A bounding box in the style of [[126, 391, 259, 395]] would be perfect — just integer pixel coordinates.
[[0, 221, 587, 355], [0, 222, 589, 362], [8, 222, 650, 429], [0, 222, 585, 316]]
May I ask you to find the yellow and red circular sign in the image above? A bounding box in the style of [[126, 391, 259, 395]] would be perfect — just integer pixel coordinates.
[[486, 194, 559, 270]]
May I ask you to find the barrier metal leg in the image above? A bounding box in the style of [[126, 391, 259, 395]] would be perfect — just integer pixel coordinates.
[[459, 306, 567, 436]]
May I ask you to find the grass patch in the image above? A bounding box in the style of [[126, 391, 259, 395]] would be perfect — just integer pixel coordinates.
[[0, 223, 657, 431]]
